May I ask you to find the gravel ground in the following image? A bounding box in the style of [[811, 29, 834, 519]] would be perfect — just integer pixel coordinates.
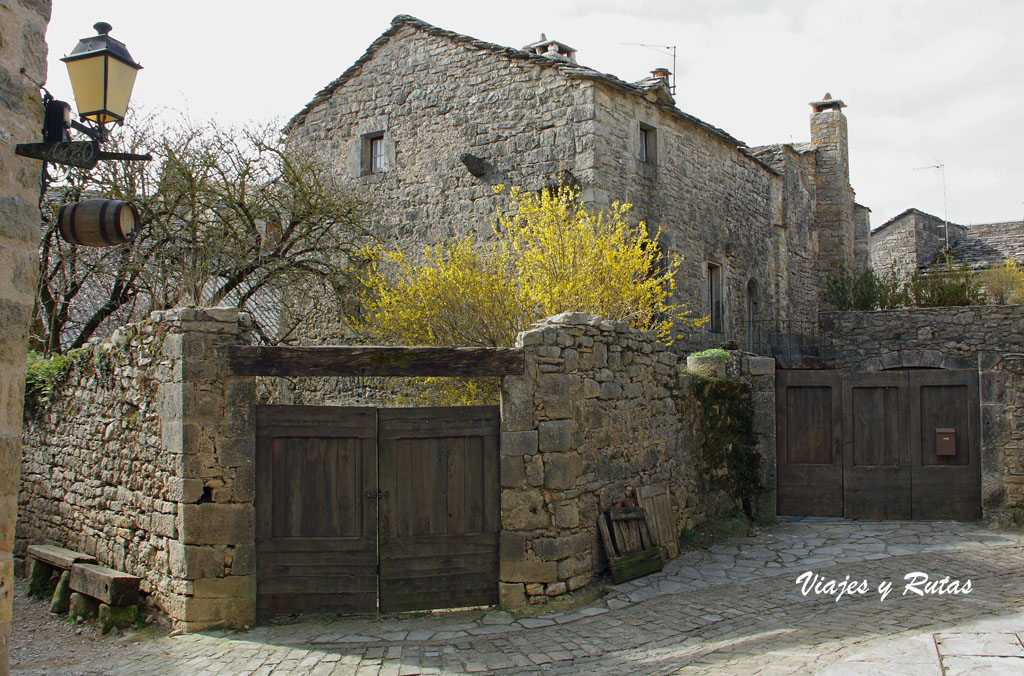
[[9, 578, 167, 676]]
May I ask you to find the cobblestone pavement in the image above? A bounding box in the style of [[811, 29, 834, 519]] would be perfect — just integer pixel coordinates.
[[16, 520, 1024, 675]]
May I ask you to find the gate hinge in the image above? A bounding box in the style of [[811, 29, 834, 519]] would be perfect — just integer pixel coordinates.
[[365, 489, 389, 499]]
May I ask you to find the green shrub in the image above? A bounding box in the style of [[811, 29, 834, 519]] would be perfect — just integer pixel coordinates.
[[24, 351, 80, 416], [905, 253, 986, 308]]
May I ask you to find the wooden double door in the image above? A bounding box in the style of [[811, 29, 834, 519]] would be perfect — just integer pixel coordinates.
[[777, 369, 981, 520], [255, 405, 500, 616]]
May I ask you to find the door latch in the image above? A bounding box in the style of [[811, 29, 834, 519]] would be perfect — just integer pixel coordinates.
[[365, 489, 389, 499]]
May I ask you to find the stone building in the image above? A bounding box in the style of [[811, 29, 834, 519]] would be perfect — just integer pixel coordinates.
[[1, 0, 50, 671], [284, 15, 869, 354], [870, 207, 1024, 276]]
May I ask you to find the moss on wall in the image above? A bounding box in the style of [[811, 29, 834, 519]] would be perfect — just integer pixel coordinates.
[[690, 375, 763, 518]]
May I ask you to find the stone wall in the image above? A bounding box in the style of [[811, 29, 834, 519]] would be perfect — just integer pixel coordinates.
[[820, 306, 1024, 519], [869, 209, 968, 277], [0, 0, 50, 671], [18, 308, 257, 630], [497, 312, 775, 607]]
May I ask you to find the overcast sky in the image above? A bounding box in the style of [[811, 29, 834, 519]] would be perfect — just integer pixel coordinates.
[[43, 0, 1024, 228]]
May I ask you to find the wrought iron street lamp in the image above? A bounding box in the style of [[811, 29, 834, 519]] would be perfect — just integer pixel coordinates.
[[62, 22, 142, 130], [15, 22, 151, 246], [16, 21, 150, 170]]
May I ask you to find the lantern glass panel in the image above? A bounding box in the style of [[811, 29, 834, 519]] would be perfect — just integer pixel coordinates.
[[103, 57, 139, 122], [64, 55, 107, 120]]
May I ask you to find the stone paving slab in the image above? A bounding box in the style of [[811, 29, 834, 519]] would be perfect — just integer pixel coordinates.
[[18, 520, 1024, 675]]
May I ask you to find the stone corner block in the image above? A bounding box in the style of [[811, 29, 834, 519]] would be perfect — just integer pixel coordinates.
[[744, 356, 776, 376], [500, 560, 557, 584], [501, 430, 538, 457], [498, 582, 527, 610], [179, 503, 254, 546]]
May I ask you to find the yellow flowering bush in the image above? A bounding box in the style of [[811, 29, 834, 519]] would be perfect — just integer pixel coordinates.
[[354, 185, 703, 403], [980, 258, 1024, 304]]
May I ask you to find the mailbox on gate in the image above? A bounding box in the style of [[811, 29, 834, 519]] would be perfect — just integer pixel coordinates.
[[936, 428, 956, 456]]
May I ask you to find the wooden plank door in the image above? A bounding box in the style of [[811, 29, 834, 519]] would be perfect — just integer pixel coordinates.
[[255, 405, 378, 616], [776, 370, 843, 516], [842, 372, 912, 519], [908, 370, 982, 520], [377, 406, 500, 613]]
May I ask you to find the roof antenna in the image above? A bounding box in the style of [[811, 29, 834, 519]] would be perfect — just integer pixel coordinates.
[[620, 42, 677, 94], [914, 161, 949, 249]]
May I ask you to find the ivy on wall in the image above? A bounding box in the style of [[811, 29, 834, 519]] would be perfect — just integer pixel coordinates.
[[690, 375, 762, 518]]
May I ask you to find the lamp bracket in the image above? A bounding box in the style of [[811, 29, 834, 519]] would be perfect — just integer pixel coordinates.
[[14, 140, 151, 170]]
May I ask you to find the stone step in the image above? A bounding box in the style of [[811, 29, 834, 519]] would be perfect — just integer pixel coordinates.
[[70, 563, 140, 606], [27, 544, 97, 570]]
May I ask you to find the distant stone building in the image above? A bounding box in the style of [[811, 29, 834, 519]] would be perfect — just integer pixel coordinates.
[[870, 207, 1024, 276], [285, 15, 869, 354]]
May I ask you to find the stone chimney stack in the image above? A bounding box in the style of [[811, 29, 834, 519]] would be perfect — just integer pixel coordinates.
[[650, 67, 671, 85], [522, 34, 578, 63], [809, 93, 856, 285]]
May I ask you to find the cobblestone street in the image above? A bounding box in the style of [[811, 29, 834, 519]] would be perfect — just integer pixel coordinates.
[[13, 520, 1024, 675]]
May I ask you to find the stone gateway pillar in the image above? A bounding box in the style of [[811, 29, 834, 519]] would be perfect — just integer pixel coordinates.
[[0, 1, 52, 673]]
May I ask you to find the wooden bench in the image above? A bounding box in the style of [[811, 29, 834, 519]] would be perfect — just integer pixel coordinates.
[[26, 545, 97, 599], [70, 563, 140, 606]]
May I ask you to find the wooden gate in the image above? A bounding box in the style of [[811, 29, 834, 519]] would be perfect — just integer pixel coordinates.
[[255, 404, 499, 617], [777, 369, 981, 520]]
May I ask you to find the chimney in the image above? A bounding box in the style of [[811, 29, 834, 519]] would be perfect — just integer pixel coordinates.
[[522, 34, 577, 63], [650, 67, 671, 85]]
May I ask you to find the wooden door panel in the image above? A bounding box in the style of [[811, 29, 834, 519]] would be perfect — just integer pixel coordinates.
[[843, 372, 911, 520], [379, 406, 500, 613], [909, 371, 981, 520], [776, 371, 842, 517], [255, 405, 378, 616]]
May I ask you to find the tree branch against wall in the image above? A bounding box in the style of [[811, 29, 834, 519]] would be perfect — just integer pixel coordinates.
[[32, 115, 375, 353]]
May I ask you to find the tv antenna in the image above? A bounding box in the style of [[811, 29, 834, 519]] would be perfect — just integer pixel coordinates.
[[914, 161, 950, 249], [620, 42, 677, 94]]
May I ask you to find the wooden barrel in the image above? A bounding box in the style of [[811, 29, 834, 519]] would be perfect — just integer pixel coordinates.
[[57, 199, 138, 247]]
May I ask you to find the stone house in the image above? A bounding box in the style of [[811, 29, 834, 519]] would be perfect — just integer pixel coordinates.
[[870, 207, 1024, 277], [284, 15, 870, 354]]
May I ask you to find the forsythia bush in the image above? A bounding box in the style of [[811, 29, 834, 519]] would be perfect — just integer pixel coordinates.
[[980, 259, 1024, 304], [354, 185, 703, 403]]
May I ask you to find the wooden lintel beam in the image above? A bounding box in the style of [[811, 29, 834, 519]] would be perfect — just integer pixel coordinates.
[[226, 345, 525, 377]]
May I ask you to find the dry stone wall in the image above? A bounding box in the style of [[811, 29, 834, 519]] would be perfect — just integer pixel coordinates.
[[497, 312, 775, 607], [18, 308, 257, 630], [1, 0, 50, 671], [820, 306, 1024, 520]]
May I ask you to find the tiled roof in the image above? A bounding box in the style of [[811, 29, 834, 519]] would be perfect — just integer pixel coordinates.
[[284, 14, 749, 153]]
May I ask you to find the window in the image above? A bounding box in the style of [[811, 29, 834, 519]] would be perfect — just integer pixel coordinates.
[[707, 262, 723, 333], [639, 123, 656, 164], [369, 135, 386, 173], [360, 132, 387, 176], [746, 279, 759, 352]]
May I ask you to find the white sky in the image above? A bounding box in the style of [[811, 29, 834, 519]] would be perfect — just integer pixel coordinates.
[[44, 0, 1024, 228]]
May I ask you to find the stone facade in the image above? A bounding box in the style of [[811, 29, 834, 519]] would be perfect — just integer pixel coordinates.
[[820, 306, 1024, 520], [869, 208, 966, 276], [497, 312, 775, 606], [284, 15, 865, 354], [18, 308, 257, 630], [0, 0, 50, 672]]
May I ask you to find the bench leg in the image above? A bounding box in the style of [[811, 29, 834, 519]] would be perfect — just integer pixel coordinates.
[[99, 604, 139, 635], [49, 570, 71, 614], [26, 559, 55, 599]]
